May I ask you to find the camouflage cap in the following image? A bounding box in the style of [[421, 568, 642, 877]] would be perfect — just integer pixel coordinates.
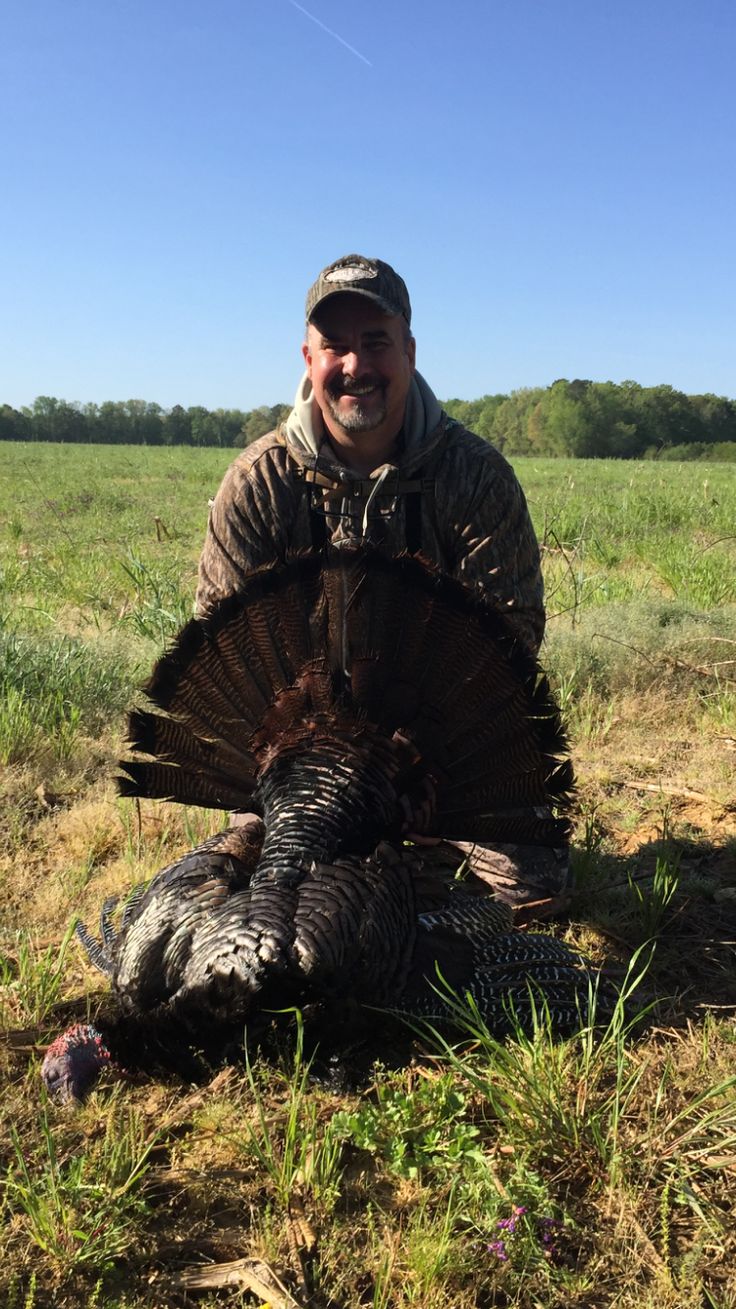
[[306, 254, 411, 325]]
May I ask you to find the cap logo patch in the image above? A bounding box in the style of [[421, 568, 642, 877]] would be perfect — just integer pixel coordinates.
[[325, 265, 377, 283]]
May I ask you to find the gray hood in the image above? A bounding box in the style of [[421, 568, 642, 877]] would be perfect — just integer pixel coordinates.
[[283, 370, 444, 475]]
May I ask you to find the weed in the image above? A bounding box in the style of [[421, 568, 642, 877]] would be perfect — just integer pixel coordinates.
[[483, 1201, 571, 1270], [627, 853, 680, 938], [0, 627, 136, 764], [119, 551, 191, 645], [5, 1100, 155, 1274], [333, 1069, 484, 1182], [400, 1189, 467, 1304], [568, 684, 617, 743], [0, 685, 40, 764], [654, 544, 736, 608], [570, 803, 607, 891], [0, 921, 76, 1027], [236, 1012, 344, 1212], [417, 948, 656, 1186], [698, 672, 736, 730], [370, 1242, 396, 1309], [5, 1272, 38, 1309]]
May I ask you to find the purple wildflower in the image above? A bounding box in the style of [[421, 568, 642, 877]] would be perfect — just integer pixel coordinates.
[[484, 1208, 567, 1266], [486, 1239, 508, 1261], [497, 1205, 527, 1234]]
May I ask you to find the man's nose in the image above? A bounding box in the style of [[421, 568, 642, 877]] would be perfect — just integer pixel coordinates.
[[342, 349, 368, 376]]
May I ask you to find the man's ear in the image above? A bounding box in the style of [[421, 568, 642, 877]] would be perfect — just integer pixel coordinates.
[[302, 338, 312, 375]]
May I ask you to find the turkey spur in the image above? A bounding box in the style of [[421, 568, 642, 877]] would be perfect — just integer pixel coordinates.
[[43, 547, 596, 1102]]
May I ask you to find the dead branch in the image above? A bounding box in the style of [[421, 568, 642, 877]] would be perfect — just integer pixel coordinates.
[[617, 780, 723, 804], [173, 1255, 301, 1304]]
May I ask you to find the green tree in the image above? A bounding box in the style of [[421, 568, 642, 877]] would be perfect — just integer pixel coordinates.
[[21, 396, 88, 442], [490, 389, 545, 454], [242, 405, 276, 445], [211, 408, 249, 447], [188, 406, 221, 447], [688, 393, 736, 445], [162, 404, 192, 445], [631, 385, 703, 451], [123, 400, 163, 445], [97, 401, 132, 444], [541, 382, 592, 456], [0, 405, 30, 440]]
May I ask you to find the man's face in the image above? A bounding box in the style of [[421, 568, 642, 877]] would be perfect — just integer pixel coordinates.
[[303, 295, 416, 442]]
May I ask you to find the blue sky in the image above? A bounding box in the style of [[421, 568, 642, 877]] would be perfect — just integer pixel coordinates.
[[1, 0, 734, 410]]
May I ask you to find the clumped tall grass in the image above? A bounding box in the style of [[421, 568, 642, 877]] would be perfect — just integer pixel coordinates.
[[545, 601, 736, 699], [119, 551, 192, 644], [237, 1014, 345, 1213], [0, 628, 139, 764]]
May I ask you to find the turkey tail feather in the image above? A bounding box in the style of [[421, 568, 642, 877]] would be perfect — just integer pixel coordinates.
[[117, 760, 255, 811], [99, 896, 119, 947]]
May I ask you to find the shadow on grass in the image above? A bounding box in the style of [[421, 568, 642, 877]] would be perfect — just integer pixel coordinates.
[[570, 828, 736, 1021]]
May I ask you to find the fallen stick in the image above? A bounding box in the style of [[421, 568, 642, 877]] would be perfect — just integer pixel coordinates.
[[617, 780, 722, 804], [173, 1255, 300, 1304]]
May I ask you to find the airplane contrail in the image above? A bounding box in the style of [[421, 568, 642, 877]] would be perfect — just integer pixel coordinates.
[[289, 0, 373, 67]]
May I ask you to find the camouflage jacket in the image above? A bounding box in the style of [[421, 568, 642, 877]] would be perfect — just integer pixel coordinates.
[[196, 416, 544, 654]]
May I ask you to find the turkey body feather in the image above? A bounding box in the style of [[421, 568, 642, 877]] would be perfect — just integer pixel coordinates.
[[66, 825, 594, 1078]]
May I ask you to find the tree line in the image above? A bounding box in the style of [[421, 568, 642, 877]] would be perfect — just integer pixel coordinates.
[[2, 381, 735, 459], [442, 380, 736, 460], [0, 398, 292, 449]]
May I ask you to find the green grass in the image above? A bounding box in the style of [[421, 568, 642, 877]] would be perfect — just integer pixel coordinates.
[[1, 444, 735, 1307], [238, 1014, 345, 1213], [0, 921, 76, 1028], [522, 459, 736, 617], [0, 628, 141, 765], [0, 442, 219, 636], [5, 1098, 156, 1275]]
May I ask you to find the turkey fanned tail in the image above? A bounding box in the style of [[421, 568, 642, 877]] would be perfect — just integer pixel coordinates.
[[110, 548, 577, 1026], [117, 548, 573, 847]]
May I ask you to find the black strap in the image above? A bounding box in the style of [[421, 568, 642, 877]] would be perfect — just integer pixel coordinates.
[[308, 499, 327, 549], [405, 479, 423, 553]]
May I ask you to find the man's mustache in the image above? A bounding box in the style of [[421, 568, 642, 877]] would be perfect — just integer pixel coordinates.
[[326, 376, 385, 398]]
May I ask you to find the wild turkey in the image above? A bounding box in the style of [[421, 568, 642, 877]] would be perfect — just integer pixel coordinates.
[[42, 547, 598, 1102], [42, 829, 596, 1102]]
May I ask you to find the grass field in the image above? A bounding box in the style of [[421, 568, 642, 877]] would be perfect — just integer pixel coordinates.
[[1, 442, 735, 1308]]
